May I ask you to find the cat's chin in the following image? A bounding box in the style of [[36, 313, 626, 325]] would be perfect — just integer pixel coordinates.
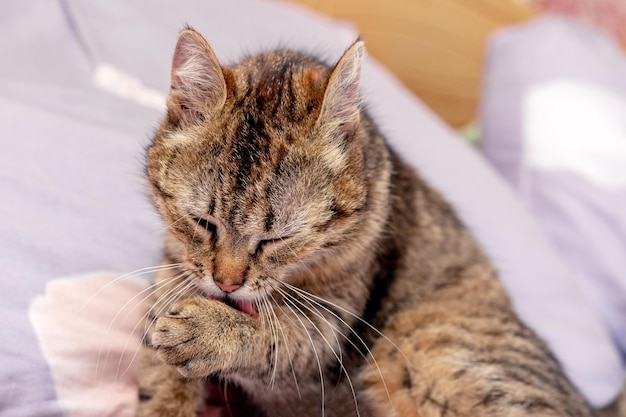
[[207, 294, 258, 317]]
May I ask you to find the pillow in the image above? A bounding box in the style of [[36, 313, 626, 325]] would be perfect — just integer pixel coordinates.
[[480, 15, 626, 405], [0, 2, 619, 415]]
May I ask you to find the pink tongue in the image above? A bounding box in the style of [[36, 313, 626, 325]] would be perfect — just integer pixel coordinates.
[[235, 299, 258, 316], [208, 294, 257, 316]]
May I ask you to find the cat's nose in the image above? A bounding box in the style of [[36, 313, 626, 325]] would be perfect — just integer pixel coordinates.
[[215, 281, 242, 293]]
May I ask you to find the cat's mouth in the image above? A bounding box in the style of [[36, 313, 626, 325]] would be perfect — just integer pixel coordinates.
[[209, 294, 258, 317]]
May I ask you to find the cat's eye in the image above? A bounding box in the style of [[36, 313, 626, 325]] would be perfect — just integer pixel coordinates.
[[192, 217, 217, 234], [255, 236, 291, 254]]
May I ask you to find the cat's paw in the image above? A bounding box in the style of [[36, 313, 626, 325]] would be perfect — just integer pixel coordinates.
[[152, 297, 252, 378]]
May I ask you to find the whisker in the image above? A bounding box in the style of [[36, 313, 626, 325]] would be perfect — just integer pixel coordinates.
[[272, 278, 397, 407], [138, 273, 196, 343], [280, 295, 326, 417], [135, 272, 189, 343], [149, 214, 190, 237], [280, 281, 408, 362], [276, 281, 380, 375], [118, 273, 197, 378], [146, 272, 195, 326], [255, 296, 271, 387], [266, 290, 301, 400], [119, 279, 198, 380], [256, 297, 267, 338], [104, 276, 172, 335], [260, 294, 279, 389], [274, 285, 344, 370], [273, 285, 360, 417], [265, 236, 306, 399], [100, 272, 190, 382], [79, 263, 182, 313], [94, 274, 177, 382]]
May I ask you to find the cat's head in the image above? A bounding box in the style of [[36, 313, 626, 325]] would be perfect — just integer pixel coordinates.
[[147, 29, 377, 313]]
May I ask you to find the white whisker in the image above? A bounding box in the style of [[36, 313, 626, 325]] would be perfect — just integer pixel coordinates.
[[94, 275, 179, 382], [272, 278, 397, 408], [101, 272, 189, 381], [118, 273, 197, 378], [281, 295, 326, 417], [149, 214, 191, 237], [274, 285, 360, 417], [139, 274, 196, 341], [261, 294, 280, 389], [95, 278, 162, 372], [79, 263, 182, 313], [255, 295, 273, 388], [266, 290, 301, 400], [280, 281, 408, 362]]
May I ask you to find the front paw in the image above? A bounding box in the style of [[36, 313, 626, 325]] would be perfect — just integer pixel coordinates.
[[152, 297, 254, 377]]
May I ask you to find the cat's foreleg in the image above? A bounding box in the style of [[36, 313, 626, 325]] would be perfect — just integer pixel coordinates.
[[136, 267, 206, 417], [150, 297, 262, 378], [359, 299, 592, 417], [150, 296, 359, 416], [150, 295, 343, 380]]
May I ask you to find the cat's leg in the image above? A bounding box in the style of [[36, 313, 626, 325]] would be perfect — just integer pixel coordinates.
[[136, 265, 206, 417], [150, 296, 349, 416], [136, 344, 205, 417], [359, 297, 592, 417], [150, 297, 269, 378]]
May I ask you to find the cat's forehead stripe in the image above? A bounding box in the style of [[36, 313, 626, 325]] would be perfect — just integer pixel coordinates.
[[227, 52, 326, 128], [229, 116, 271, 192]]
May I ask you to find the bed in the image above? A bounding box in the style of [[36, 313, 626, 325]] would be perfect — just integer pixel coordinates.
[[1, 1, 625, 416]]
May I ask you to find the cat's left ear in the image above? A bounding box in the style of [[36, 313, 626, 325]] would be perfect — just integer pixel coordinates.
[[317, 40, 365, 135], [168, 29, 227, 124]]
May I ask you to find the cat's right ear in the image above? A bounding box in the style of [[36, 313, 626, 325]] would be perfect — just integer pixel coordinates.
[[168, 29, 226, 124]]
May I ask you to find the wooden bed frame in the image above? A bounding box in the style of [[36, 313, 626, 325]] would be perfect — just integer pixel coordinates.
[[287, 0, 535, 128]]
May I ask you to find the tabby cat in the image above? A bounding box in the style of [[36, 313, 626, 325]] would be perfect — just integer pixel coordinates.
[[136, 28, 596, 417]]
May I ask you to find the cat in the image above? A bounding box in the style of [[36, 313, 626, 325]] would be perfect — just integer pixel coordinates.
[[135, 28, 597, 417]]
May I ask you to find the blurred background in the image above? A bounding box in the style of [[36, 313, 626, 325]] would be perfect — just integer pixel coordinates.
[[288, 0, 626, 129]]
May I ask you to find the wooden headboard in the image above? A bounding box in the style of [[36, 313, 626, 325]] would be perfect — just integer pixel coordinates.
[[286, 0, 535, 128]]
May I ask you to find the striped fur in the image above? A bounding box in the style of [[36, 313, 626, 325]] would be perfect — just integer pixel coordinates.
[[136, 29, 596, 417]]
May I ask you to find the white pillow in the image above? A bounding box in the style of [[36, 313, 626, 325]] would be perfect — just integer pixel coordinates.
[[480, 16, 626, 406]]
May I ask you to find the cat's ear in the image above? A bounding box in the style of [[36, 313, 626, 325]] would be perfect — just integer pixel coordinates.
[[168, 28, 226, 124], [317, 40, 365, 135]]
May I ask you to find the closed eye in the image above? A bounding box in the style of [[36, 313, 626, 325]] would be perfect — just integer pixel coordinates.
[[192, 217, 217, 234], [255, 235, 292, 254]]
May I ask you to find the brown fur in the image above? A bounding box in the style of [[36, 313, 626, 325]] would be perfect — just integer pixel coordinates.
[[136, 28, 598, 417]]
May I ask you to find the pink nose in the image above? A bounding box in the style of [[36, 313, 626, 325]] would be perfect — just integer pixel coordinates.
[[215, 281, 242, 293]]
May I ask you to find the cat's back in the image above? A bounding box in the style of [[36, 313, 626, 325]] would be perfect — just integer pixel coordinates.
[[363, 149, 595, 416]]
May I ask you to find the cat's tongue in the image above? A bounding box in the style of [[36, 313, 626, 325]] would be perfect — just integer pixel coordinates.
[[234, 299, 258, 317], [209, 295, 258, 317]]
